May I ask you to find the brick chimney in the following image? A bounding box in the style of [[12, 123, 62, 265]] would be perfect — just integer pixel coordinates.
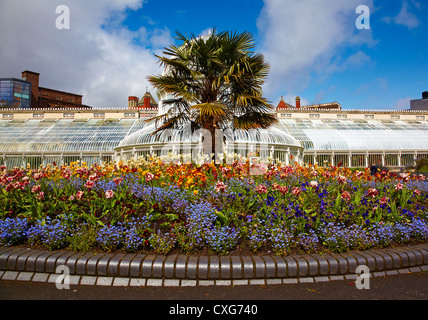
[[22, 71, 40, 108], [128, 96, 138, 109], [295, 96, 301, 109]]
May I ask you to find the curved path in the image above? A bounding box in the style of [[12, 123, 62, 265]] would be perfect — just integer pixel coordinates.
[[1, 244, 428, 287]]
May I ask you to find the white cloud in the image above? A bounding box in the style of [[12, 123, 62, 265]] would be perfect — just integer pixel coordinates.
[[383, 0, 421, 29], [394, 97, 412, 109], [257, 0, 375, 98], [0, 0, 172, 108]]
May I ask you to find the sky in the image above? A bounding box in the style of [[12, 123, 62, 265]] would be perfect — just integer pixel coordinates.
[[0, 0, 427, 110]]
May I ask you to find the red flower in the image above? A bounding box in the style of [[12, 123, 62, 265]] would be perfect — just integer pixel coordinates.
[[292, 187, 302, 196], [84, 180, 95, 190], [279, 186, 289, 195], [146, 172, 155, 182], [113, 177, 123, 186], [105, 190, 115, 199], [215, 180, 227, 193], [31, 185, 41, 193], [37, 191, 45, 201], [255, 184, 267, 194], [380, 196, 389, 206], [341, 191, 351, 201], [367, 188, 379, 198]]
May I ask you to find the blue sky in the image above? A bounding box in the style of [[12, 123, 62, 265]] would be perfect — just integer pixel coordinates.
[[0, 0, 427, 109]]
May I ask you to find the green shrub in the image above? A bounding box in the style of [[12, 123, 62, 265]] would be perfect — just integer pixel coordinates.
[[68, 224, 97, 252], [415, 158, 428, 172]]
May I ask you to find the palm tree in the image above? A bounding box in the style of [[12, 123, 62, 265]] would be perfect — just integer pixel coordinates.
[[146, 30, 277, 160]]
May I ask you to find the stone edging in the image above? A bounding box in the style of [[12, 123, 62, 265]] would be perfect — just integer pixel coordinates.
[[1, 244, 428, 284]]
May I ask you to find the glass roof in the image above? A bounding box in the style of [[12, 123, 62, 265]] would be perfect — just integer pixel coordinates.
[[0, 119, 146, 153], [0, 118, 427, 154], [278, 119, 428, 151], [117, 123, 302, 149]]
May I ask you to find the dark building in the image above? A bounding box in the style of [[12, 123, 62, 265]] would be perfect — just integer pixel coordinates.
[[410, 91, 428, 111], [0, 78, 32, 108], [0, 70, 91, 109]]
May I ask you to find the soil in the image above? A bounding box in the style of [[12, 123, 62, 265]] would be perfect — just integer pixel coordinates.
[[10, 238, 428, 257]]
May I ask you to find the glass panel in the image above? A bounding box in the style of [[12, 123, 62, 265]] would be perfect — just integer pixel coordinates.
[[368, 154, 382, 166], [351, 154, 366, 168], [401, 154, 415, 167], [385, 154, 399, 167], [334, 154, 349, 167], [316, 154, 331, 166]]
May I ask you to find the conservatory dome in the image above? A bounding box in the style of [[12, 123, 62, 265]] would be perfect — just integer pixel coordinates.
[[115, 122, 304, 164]]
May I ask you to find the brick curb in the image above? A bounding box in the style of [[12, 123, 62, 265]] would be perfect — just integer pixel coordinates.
[[1, 244, 428, 282]]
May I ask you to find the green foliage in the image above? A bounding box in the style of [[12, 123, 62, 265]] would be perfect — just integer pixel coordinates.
[[68, 224, 97, 252], [146, 30, 277, 156], [415, 157, 428, 172]]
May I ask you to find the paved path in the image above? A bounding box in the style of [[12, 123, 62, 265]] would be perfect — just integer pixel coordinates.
[[2, 244, 428, 317]]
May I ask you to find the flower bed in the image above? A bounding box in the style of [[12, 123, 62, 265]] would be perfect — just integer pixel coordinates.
[[1, 159, 428, 255]]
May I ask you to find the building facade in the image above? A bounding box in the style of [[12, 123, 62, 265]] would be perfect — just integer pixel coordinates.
[[1, 71, 90, 109], [410, 91, 428, 111], [0, 103, 427, 170], [0, 78, 32, 109]]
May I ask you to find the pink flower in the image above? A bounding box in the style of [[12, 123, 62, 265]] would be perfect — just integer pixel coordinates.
[[292, 187, 302, 196], [399, 173, 410, 181], [414, 189, 421, 196], [105, 190, 115, 199], [69, 195, 75, 201], [215, 180, 227, 193], [367, 188, 379, 198], [380, 196, 389, 206], [322, 171, 331, 179], [76, 167, 89, 176], [255, 184, 267, 194], [62, 169, 72, 179], [33, 172, 44, 180], [37, 191, 45, 201], [31, 185, 41, 193], [272, 183, 280, 190], [278, 186, 289, 195], [309, 180, 318, 188], [84, 180, 95, 190], [76, 191, 84, 200], [13, 182, 24, 190], [395, 183, 403, 191], [221, 167, 231, 175], [88, 173, 98, 182], [146, 172, 155, 183], [113, 177, 123, 185], [341, 191, 351, 201], [337, 175, 347, 184]]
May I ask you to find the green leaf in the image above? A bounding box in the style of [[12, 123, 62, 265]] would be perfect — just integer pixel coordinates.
[[215, 210, 229, 225], [96, 220, 105, 227]]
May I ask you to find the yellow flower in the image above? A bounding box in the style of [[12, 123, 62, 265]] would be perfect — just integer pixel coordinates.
[[193, 190, 199, 195]]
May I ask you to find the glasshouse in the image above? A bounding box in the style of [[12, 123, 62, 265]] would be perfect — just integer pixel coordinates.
[[0, 107, 428, 169]]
